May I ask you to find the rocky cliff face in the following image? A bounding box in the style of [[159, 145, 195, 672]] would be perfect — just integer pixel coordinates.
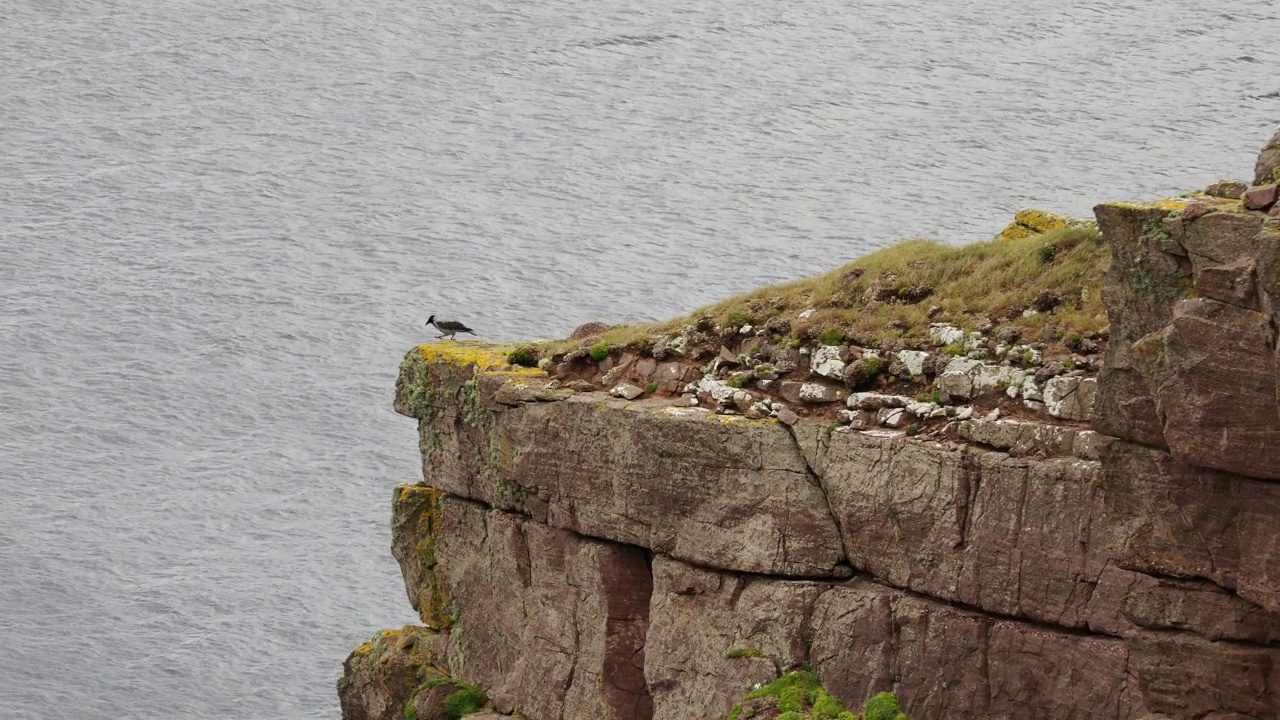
[[341, 129, 1280, 720]]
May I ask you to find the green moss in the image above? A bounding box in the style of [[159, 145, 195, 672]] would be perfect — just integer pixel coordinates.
[[726, 646, 763, 659], [905, 423, 921, 436], [506, 345, 539, 367], [726, 374, 746, 389], [589, 342, 611, 362], [863, 691, 907, 720], [726, 671, 906, 720], [645, 381, 658, 394], [943, 343, 964, 356], [442, 684, 488, 719], [818, 327, 845, 346]]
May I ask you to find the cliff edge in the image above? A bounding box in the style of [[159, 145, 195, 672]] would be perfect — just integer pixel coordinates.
[[341, 127, 1280, 720]]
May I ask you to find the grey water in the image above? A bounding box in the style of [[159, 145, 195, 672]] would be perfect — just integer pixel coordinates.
[[1, 0, 1275, 717]]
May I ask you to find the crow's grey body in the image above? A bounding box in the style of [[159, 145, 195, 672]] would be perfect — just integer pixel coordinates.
[[426, 314, 476, 340]]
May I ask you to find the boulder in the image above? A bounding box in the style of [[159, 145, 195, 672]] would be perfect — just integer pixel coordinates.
[[1242, 183, 1278, 211], [1255, 124, 1280, 186], [810, 345, 847, 379], [1204, 179, 1248, 199], [337, 626, 445, 720], [1042, 376, 1097, 421]]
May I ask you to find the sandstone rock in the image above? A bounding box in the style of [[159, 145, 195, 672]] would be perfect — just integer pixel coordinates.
[[810, 580, 1144, 720], [820, 432, 1122, 631], [1256, 124, 1280, 186], [564, 379, 596, 392], [1101, 441, 1280, 615], [1205, 179, 1249, 199], [1120, 576, 1280, 645], [1093, 202, 1187, 446], [1179, 210, 1266, 275], [956, 418, 1076, 457], [337, 626, 444, 720], [905, 401, 943, 419], [430, 500, 653, 720], [1130, 298, 1280, 480], [645, 557, 825, 720], [775, 407, 799, 426], [610, 383, 645, 400], [1242, 183, 1278, 211], [1042, 376, 1097, 421], [1193, 257, 1258, 308], [1128, 631, 1280, 719]]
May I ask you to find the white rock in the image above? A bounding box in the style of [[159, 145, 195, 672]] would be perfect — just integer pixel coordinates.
[[906, 401, 945, 419], [798, 382, 845, 403], [929, 323, 966, 346], [732, 390, 755, 412], [810, 345, 847, 379], [798, 309, 815, 321], [847, 392, 914, 410], [1044, 376, 1097, 421], [693, 376, 736, 406], [878, 408, 907, 428], [953, 405, 975, 421], [895, 350, 930, 377], [943, 356, 983, 374], [610, 383, 645, 400]]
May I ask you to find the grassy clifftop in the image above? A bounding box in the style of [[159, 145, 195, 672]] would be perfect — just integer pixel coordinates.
[[544, 220, 1108, 358]]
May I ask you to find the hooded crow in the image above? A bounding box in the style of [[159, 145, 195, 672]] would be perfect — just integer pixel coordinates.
[[426, 314, 476, 340]]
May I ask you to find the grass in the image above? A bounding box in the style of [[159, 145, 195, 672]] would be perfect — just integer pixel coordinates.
[[538, 225, 1109, 357]]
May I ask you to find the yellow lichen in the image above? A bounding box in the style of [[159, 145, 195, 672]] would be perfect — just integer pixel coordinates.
[[392, 484, 453, 630], [994, 208, 1088, 242], [415, 342, 543, 377]]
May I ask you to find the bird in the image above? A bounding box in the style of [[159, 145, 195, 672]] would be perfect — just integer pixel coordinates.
[[426, 314, 476, 340]]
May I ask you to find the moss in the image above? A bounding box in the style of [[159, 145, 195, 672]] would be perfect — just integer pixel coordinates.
[[727, 646, 763, 659], [726, 374, 746, 389], [726, 671, 906, 720], [863, 691, 907, 720], [645, 381, 658, 394], [589, 342, 611, 362], [506, 345, 539, 367], [442, 684, 488, 719], [818, 327, 845, 346], [943, 343, 964, 356]]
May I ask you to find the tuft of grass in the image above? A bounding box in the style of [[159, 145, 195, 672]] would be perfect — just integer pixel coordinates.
[[943, 343, 964, 356], [645, 381, 658, 394], [726, 646, 763, 659], [442, 684, 487, 720], [818, 327, 845, 346], [864, 691, 908, 720], [905, 423, 922, 436], [589, 342, 611, 362], [726, 375, 746, 389]]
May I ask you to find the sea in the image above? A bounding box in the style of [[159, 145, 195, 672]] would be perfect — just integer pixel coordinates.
[[1, 0, 1276, 717]]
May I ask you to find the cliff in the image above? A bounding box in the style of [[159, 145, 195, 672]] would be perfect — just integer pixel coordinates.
[[340, 128, 1280, 720]]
